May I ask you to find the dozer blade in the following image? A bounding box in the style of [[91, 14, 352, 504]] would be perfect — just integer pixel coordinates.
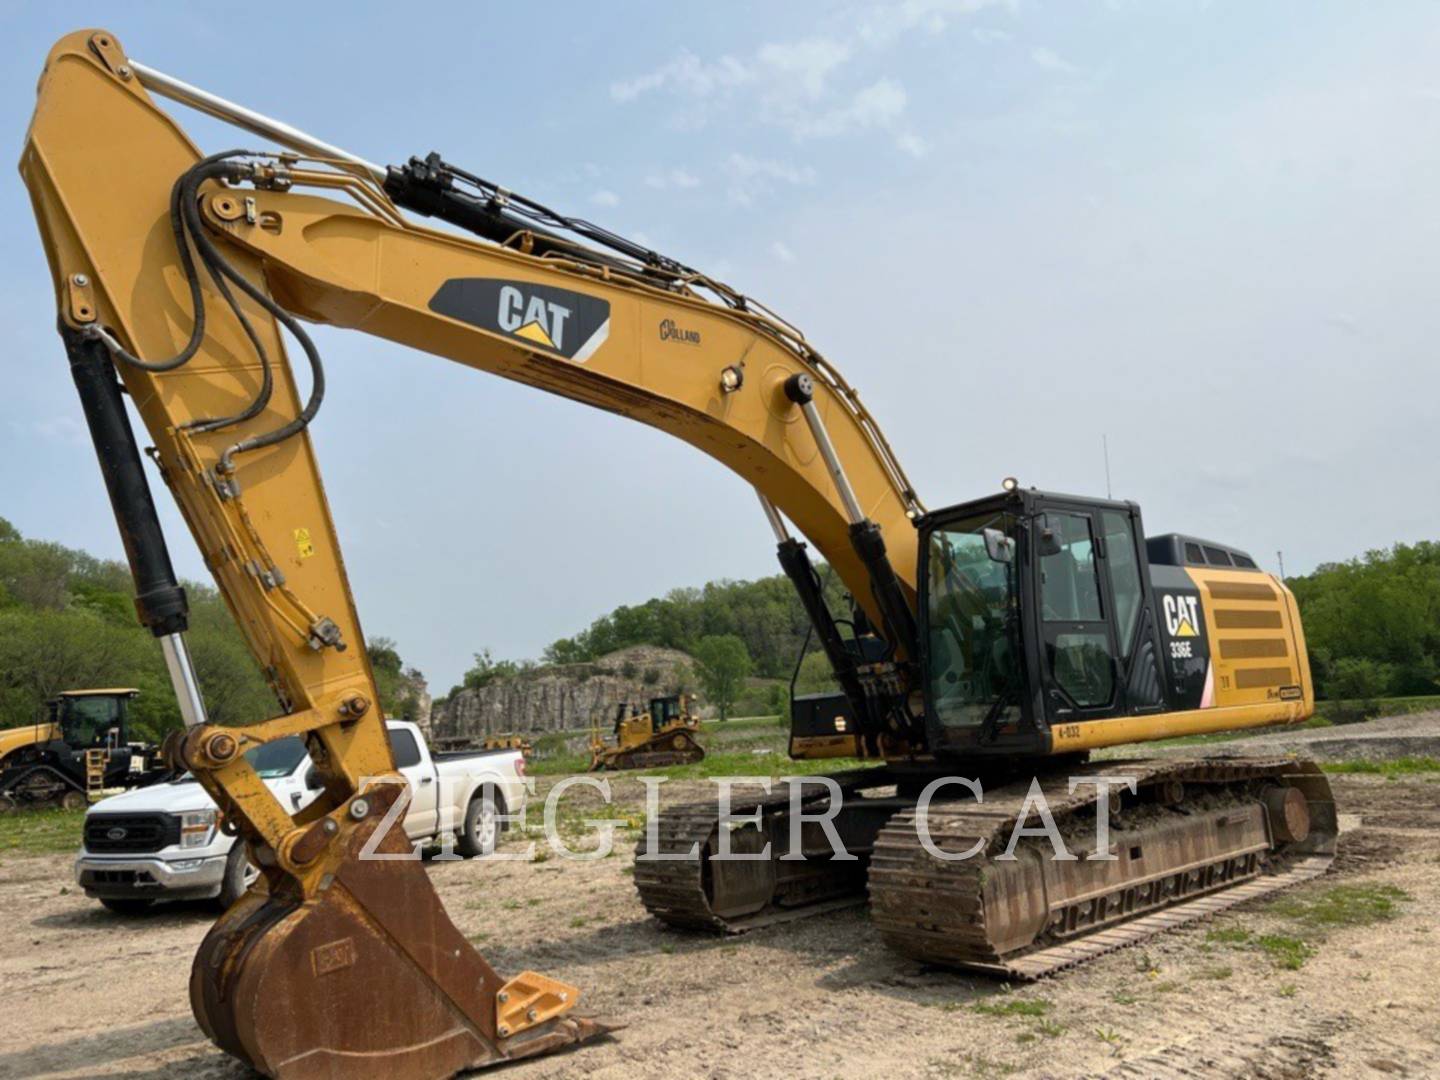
[[191, 790, 607, 1079]]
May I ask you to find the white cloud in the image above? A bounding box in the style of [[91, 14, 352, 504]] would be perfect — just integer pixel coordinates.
[[771, 241, 798, 263], [645, 168, 702, 190], [724, 153, 818, 205], [610, 2, 1008, 147], [856, 0, 1011, 47], [971, 26, 1011, 45], [895, 131, 931, 158], [610, 51, 752, 103], [756, 37, 853, 99], [1031, 46, 1081, 74], [792, 78, 909, 139], [590, 189, 620, 207]]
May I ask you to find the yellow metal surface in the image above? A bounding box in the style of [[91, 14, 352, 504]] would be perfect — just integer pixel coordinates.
[[495, 970, 580, 1038], [0, 724, 61, 764], [58, 688, 138, 697], [1051, 700, 1307, 753]]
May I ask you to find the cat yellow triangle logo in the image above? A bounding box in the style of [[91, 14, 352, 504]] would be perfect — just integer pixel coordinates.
[[1175, 616, 1198, 637], [513, 320, 555, 348]]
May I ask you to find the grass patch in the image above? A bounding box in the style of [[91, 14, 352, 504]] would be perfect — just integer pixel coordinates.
[[1256, 934, 1314, 970], [1196, 965, 1233, 980], [0, 808, 86, 856], [972, 998, 1052, 1019], [1206, 926, 1253, 946], [1267, 883, 1410, 929], [1323, 757, 1440, 778]]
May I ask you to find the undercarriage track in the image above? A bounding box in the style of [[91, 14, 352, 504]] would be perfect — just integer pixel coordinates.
[[634, 758, 1336, 977]]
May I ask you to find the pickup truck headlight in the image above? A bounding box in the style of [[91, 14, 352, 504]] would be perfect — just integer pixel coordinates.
[[179, 810, 217, 848]]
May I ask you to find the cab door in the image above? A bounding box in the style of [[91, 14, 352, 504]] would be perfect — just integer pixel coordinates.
[[1094, 508, 1166, 714], [386, 726, 438, 840], [1034, 509, 1120, 723]]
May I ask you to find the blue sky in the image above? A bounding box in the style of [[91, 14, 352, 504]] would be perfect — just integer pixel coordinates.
[[2, 2, 1437, 691]]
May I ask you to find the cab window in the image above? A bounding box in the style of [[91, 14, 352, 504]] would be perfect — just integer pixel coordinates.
[[1037, 512, 1114, 710], [388, 727, 422, 769], [1101, 510, 1144, 658], [1038, 513, 1102, 622]]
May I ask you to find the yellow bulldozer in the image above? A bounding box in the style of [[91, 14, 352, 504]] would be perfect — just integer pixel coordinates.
[[589, 694, 704, 771]]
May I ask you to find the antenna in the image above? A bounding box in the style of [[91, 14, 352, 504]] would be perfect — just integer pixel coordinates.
[[1276, 550, 1287, 579], [1102, 434, 1113, 500]]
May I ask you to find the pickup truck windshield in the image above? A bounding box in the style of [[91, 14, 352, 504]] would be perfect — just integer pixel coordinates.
[[244, 736, 309, 779]]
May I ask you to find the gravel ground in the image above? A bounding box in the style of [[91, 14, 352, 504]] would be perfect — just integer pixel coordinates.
[[1, 749, 1437, 1079], [1160, 710, 1440, 763]]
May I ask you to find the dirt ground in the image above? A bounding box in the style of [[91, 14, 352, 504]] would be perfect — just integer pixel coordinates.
[[2, 765, 1438, 1079]]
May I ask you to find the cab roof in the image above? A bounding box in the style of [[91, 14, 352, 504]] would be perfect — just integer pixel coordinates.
[[58, 688, 139, 697]]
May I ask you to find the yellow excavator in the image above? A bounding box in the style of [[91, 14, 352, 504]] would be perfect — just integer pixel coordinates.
[[21, 29, 1335, 1079], [589, 694, 704, 771]]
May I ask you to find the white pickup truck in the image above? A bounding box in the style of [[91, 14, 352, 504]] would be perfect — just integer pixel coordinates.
[[76, 719, 526, 914]]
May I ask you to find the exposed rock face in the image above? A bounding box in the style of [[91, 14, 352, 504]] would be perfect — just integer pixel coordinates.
[[429, 645, 698, 739], [410, 679, 434, 739]]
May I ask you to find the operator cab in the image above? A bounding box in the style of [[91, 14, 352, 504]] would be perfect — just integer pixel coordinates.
[[917, 489, 1194, 756], [51, 688, 139, 751]]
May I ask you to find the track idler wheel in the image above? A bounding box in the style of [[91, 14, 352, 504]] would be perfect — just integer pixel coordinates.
[[191, 784, 607, 1078], [1263, 785, 1312, 844]]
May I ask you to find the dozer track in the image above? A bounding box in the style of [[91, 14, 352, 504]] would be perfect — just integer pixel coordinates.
[[593, 729, 705, 772], [868, 757, 1336, 978], [635, 758, 1336, 978]]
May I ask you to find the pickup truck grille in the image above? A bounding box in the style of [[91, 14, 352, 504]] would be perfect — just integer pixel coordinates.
[[84, 813, 179, 853]]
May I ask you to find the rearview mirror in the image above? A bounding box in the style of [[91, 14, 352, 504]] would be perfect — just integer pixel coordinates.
[[984, 528, 1015, 564], [303, 766, 322, 791]]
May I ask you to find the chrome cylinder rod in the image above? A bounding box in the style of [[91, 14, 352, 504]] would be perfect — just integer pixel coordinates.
[[131, 60, 387, 183], [755, 490, 792, 543], [160, 632, 209, 729], [784, 373, 865, 526]]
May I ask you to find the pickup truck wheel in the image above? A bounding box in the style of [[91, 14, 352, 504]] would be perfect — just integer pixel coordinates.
[[457, 793, 499, 857], [217, 842, 260, 909], [100, 897, 154, 916]]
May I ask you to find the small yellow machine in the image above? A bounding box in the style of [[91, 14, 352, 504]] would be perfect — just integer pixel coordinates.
[[589, 695, 704, 771], [0, 689, 167, 810]]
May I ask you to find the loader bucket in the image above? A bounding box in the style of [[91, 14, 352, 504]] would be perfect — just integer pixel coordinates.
[[191, 787, 607, 1079]]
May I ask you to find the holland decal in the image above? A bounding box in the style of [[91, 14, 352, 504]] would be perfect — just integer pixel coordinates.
[[428, 278, 611, 363]]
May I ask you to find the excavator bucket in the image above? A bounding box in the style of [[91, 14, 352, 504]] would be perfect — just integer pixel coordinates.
[[191, 785, 607, 1079]]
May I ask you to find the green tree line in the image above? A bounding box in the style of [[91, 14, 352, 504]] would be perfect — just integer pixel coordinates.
[[541, 571, 851, 679], [1288, 540, 1440, 701], [0, 517, 422, 740]]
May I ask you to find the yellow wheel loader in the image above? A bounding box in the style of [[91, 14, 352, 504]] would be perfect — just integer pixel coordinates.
[[20, 28, 1334, 1077]]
